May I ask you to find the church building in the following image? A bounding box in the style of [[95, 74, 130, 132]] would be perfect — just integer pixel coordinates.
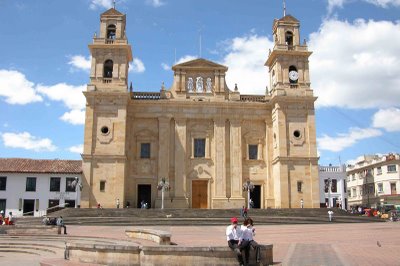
[[81, 7, 320, 209]]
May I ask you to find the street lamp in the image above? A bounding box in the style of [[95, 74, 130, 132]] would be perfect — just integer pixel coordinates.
[[157, 177, 170, 210], [71, 177, 82, 208], [326, 178, 332, 208], [242, 179, 255, 209]]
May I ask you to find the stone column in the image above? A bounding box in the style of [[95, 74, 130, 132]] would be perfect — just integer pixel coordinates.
[[213, 118, 227, 207], [173, 118, 188, 207], [229, 119, 245, 207]]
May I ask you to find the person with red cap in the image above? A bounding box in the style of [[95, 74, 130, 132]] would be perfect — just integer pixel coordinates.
[[226, 217, 245, 266]]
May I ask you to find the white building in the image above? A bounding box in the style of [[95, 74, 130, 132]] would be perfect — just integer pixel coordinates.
[[0, 158, 82, 217], [346, 153, 400, 209], [319, 164, 347, 209]]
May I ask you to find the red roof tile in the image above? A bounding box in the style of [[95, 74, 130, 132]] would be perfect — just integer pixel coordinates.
[[0, 158, 82, 174]]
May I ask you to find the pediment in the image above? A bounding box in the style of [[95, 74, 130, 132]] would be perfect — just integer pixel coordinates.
[[172, 58, 228, 71]]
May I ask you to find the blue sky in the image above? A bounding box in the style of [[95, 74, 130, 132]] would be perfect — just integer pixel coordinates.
[[0, 0, 399, 166]]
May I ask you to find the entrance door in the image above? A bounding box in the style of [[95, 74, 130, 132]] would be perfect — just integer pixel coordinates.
[[137, 184, 151, 208], [250, 185, 261, 208], [64, 200, 75, 208], [391, 183, 396, 195], [192, 180, 208, 209], [23, 199, 35, 216]]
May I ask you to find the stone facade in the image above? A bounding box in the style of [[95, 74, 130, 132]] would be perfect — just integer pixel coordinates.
[[81, 9, 320, 209]]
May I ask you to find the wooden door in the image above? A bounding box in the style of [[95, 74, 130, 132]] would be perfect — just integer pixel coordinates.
[[192, 180, 208, 209]]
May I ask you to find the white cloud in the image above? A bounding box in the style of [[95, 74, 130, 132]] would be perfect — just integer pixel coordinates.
[[90, 0, 113, 10], [129, 58, 146, 73], [309, 19, 400, 109], [161, 63, 171, 71], [317, 127, 382, 152], [0, 70, 43, 105], [1, 132, 57, 152], [68, 144, 83, 154], [176, 55, 198, 64], [68, 55, 91, 72], [364, 0, 400, 7], [221, 35, 273, 94], [61, 109, 86, 125], [145, 0, 165, 8], [372, 108, 400, 132], [36, 83, 86, 125], [327, 0, 347, 14]]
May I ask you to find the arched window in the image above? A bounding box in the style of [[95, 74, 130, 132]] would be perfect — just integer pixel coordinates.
[[104, 60, 113, 78], [107, 24, 116, 40], [285, 31, 293, 46]]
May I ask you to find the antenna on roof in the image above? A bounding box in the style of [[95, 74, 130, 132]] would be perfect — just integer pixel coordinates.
[[113, 0, 116, 9], [283, 0, 286, 16], [174, 48, 177, 64], [199, 34, 202, 58]]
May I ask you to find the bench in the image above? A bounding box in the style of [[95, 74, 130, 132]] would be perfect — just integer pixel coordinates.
[[125, 228, 171, 245], [3, 225, 61, 235]]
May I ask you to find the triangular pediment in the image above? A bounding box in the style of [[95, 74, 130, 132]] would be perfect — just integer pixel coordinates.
[[278, 15, 299, 23], [172, 58, 228, 71], [101, 8, 124, 17]]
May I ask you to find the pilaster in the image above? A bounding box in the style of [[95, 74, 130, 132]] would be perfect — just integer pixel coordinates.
[[173, 118, 188, 208], [229, 119, 245, 207]]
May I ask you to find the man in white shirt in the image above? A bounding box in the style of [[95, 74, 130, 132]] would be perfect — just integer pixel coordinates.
[[226, 217, 245, 266], [241, 218, 260, 263]]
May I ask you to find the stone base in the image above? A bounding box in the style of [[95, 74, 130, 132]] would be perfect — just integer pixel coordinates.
[[226, 197, 246, 209], [212, 197, 231, 208], [265, 198, 275, 208], [154, 197, 188, 209]]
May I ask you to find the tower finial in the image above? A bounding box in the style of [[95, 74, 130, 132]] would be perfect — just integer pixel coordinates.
[[113, 0, 116, 9], [283, 0, 286, 16]]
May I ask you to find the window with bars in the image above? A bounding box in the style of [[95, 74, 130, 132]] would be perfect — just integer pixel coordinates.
[[194, 138, 206, 158], [26, 177, 37, 192], [50, 177, 61, 192]]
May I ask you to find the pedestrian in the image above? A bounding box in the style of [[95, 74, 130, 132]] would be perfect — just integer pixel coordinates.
[[249, 198, 254, 209], [243, 207, 248, 218], [7, 212, 13, 225], [301, 198, 304, 208], [226, 217, 245, 266], [126, 201, 130, 208], [56, 216, 67, 234], [241, 218, 261, 264], [116, 198, 120, 208], [240, 206, 244, 218], [328, 210, 334, 222]]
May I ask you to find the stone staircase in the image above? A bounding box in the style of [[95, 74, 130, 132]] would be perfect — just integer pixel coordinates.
[[15, 208, 384, 226]]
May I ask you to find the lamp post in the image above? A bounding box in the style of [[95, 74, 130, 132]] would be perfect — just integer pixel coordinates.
[[242, 179, 255, 209], [327, 178, 332, 208], [157, 177, 170, 210], [71, 177, 82, 208]]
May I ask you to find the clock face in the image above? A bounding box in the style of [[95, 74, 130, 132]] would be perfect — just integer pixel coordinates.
[[289, 70, 299, 81]]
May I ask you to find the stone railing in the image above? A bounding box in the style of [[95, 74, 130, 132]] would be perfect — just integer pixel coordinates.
[[125, 228, 171, 245], [132, 92, 161, 100], [240, 95, 266, 102], [65, 243, 273, 266], [103, 78, 112, 84]]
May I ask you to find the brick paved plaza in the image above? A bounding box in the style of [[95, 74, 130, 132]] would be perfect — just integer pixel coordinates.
[[1, 222, 399, 265]]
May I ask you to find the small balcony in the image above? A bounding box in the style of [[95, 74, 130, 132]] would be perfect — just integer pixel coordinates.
[[103, 78, 112, 84]]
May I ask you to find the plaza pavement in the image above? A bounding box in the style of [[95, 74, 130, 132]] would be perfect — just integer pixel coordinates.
[[1, 222, 400, 265]]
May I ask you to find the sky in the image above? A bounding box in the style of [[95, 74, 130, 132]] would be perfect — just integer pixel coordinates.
[[0, 0, 399, 166]]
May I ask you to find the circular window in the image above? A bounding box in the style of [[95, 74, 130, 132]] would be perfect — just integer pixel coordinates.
[[293, 130, 301, 139], [101, 126, 109, 135]]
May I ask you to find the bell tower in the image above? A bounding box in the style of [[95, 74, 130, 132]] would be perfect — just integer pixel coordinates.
[[81, 7, 132, 208], [265, 14, 320, 208], [88, 8, 133, 92]]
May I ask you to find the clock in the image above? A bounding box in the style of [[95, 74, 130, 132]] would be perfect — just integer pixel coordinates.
[[289, 70, 299, 81]]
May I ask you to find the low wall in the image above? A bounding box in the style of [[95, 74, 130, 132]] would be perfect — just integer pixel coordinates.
[[66, 243, 273, 266], [2, 225, 60, 235], [125, 228, 171, 245]]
